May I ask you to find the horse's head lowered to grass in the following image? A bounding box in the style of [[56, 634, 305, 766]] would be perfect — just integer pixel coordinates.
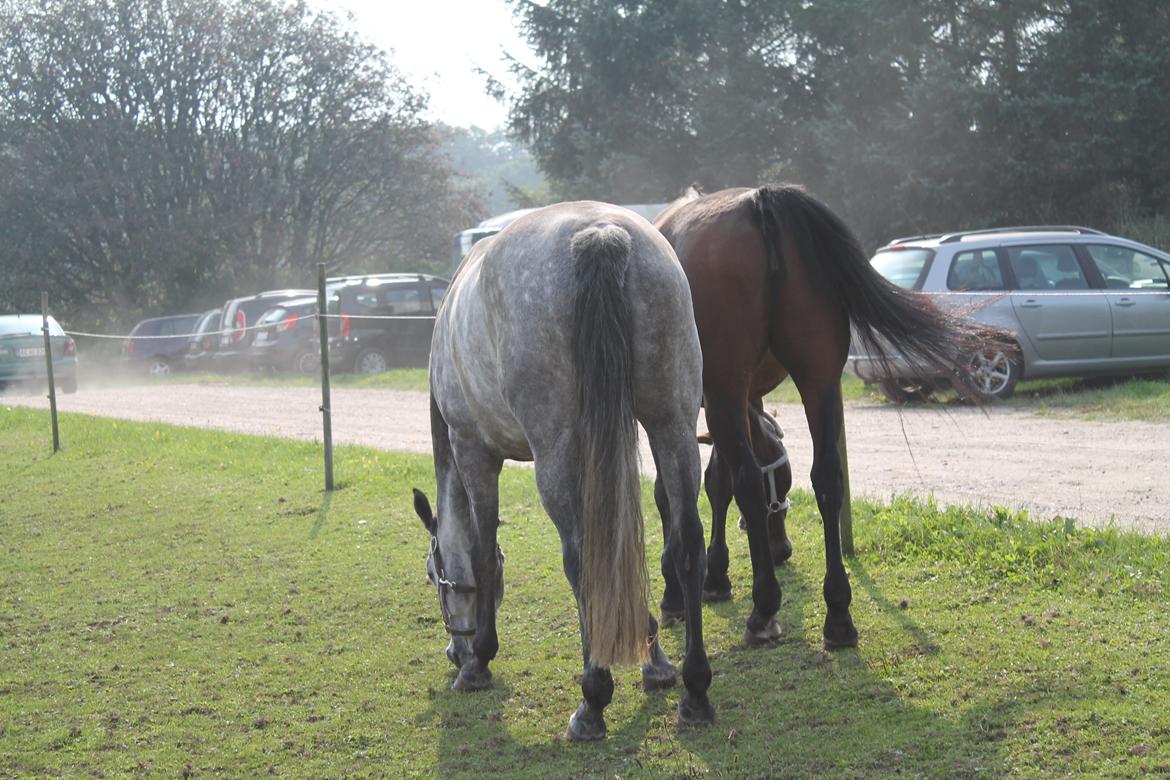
[[413, 488, 503, 673]]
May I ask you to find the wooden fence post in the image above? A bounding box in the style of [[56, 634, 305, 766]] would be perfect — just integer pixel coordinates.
[[317, 264, 334, 491], [41, 292, 60, 453]]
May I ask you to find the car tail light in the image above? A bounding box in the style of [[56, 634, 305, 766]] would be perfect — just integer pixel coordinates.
[[341, 314, 351, 339], [277, 313, 299, 332], [65, 337, 76, 357], [123, 340, 133, 355], [234, 310, 246, 341]]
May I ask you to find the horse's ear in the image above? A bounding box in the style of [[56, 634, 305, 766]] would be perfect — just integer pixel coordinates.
[[412, 488, 436, 534]]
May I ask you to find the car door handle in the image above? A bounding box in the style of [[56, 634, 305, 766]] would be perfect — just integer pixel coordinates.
[[1020, 299, 1041, 308], [1115, 297, 1136, 307]]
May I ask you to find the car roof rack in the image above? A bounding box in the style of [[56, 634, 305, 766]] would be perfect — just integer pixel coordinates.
[[938, 225, 1105, 243], [884, 232, 947, 245]]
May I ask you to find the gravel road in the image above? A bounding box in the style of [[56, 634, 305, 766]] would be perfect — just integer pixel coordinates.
[[5, 382, 1167, 534]]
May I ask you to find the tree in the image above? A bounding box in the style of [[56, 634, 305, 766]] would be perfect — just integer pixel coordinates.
[[0, 0, 483, 327], [505, 0, 1170, 248]]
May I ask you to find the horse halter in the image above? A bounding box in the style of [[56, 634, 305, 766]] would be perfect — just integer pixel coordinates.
[[757, 410, 791, 515], [428, 533, 504, 638]]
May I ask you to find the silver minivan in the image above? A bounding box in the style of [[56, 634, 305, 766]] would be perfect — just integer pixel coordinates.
[[848, 226, 1170, 401]]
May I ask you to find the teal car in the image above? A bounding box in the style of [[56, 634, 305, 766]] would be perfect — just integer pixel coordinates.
[[0, 314, 78, 393]]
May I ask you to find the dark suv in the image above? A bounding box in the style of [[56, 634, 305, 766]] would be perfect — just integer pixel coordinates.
[[212, 289, 314, 371], [326, 274, 448, 373], [122, 313, 202, 376], [250, 297, 320, 374]]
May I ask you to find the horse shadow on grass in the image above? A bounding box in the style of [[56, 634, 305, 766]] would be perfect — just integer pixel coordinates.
[[407, 546, 1061, 779]]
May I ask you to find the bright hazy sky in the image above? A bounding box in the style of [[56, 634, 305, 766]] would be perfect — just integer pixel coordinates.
[[311, 0, 537, 129]]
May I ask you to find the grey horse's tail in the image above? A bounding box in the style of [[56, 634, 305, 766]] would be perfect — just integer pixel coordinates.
[[569, 223, 651, 668]]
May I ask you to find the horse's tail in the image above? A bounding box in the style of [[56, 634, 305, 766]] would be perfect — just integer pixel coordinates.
[[752, 185, 1002, 397], [569, 222, 650, 668]]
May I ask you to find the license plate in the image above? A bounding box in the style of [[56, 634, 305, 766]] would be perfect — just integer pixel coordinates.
[[254, 331, 269, 344], [16, 347, 45, 358]]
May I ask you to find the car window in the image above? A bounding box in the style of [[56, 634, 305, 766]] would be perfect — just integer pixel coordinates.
[[870, 248, 933, 289], [430, 283, 448, 310], [379, 285, 426, 315], [131, 320, 160, 337], [947, 249, 1004, 291], [258, 307, 288, 325], [1007, 245, 1087, 290], [1084, 245, 1170, 289]]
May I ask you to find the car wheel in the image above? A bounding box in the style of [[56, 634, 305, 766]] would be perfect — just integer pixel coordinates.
[[293, 350, 319, 375], [967, 347, 1020, 401], [877, 379, 933, 404], [147, 357, 171, 377], [60, 376, 78, 394], [355, 348, 389, 375]]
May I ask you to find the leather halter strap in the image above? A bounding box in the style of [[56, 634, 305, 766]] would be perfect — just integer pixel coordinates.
[[429, 535, 504, 638]]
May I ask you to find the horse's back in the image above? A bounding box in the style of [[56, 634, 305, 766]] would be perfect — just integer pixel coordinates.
[[433, 201, 700, 459]]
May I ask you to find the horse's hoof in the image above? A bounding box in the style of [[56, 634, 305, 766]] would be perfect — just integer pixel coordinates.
[[452, 663, 493, 691], [677, 692, 715, 726], [566, 704, 606, 741], [743, 618, 782, 647], [659, 609, 685, 628], [641, 660, 678, 691], [702, 585, 732, 603], [823, 613, 859, 650]]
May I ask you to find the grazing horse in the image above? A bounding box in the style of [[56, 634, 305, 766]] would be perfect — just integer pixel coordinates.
[[654, 184, 996, 648], [412, 201, 714, 740]]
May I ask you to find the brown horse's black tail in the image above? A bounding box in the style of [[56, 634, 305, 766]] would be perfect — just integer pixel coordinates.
[[751, 184, 1003, 397]]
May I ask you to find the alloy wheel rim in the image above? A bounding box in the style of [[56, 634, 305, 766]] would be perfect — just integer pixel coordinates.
[[973, 350, 1010, 395], [359, 352, 387, 374]]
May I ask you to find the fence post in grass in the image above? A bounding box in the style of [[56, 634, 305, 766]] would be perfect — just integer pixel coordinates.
[[41, 292, 60, 452], [317, 263, 334, 491], [838, 383, 854, 557]]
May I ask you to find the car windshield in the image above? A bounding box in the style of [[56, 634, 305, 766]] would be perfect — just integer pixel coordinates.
[[0, 315, 62, 337], [871, 248, 934, 289]]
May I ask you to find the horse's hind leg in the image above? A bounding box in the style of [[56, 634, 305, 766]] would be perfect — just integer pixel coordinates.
[[798, 381, 858, 649], [706, 403, 783, 645], [654, 475, 686, 626], [531, 451, 616, 741], [702, 447, 734, 601], [647, 420, 714, 726]]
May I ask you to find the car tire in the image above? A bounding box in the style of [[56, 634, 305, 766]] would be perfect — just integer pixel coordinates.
[[147, 357, 171, 377], [355, 348, 389, 375], [293, 349, 319, 375], [877, 379, 933, 404], [966, 346, 1021, 401], [61, 376, 78, 394]]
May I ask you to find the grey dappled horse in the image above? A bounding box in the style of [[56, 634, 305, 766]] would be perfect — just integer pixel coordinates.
[[412, 202, 714, 740]]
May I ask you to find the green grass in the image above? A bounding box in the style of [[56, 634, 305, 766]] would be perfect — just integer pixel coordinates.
[[4, 410, 1167, 777], [1003, 373, 1170, 421]]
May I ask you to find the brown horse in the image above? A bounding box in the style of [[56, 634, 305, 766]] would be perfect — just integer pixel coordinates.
[[654, 184, 997, 648]]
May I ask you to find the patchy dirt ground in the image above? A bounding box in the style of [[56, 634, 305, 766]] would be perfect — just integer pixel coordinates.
[[5, 382, 1167, 534]]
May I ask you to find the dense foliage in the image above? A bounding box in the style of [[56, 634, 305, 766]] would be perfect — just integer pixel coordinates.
[[0, 0, 483, 328], [506, 0, 1170, 248]]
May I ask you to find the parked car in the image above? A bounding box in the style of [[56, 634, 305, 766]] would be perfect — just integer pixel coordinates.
[[212, 289, 314, 371], [326, 274, 449, 373], [0, 314, 78, 393], [848, 226, 1170, 401], [183, 308, 223, 372], [250, 297, 321, 374], [121, 313, 202, 376]]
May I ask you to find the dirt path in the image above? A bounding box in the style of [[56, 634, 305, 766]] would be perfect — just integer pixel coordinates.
[[5, 382, 1167, 534]]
